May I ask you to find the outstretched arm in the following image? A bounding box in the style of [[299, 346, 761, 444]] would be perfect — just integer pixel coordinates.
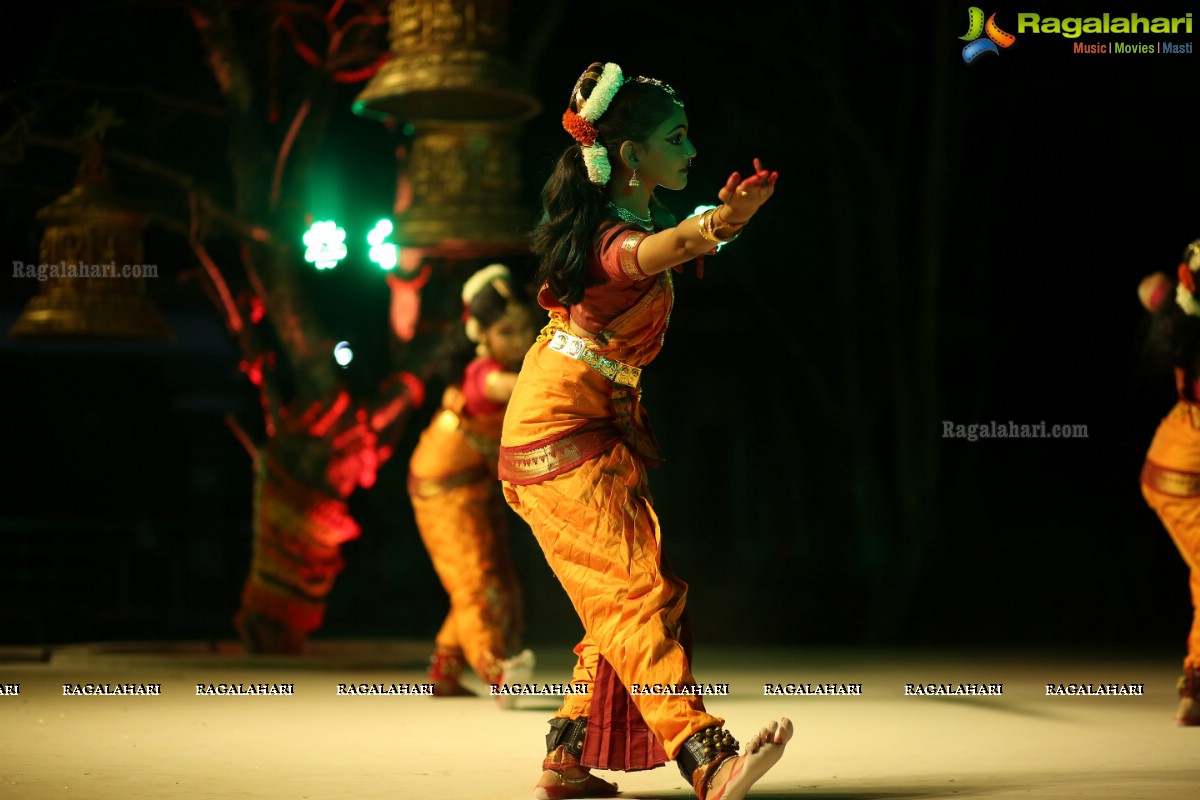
[[635, 158, 779, 276]]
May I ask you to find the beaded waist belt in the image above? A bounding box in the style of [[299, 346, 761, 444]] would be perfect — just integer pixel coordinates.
[[547, 330, 642, 388], [1141, 459, 1200, 497]]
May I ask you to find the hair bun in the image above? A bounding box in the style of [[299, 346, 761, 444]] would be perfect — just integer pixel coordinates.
[[572, 62, 623, 123], [572, 61, 607, 111], [462, 263, 512, 305]]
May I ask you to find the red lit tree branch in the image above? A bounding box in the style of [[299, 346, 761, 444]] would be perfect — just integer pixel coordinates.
[[186, 0, 423, 654]]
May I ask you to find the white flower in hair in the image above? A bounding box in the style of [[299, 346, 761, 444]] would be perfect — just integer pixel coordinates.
[[464, 317, 484, 343], [1177, 283, 1200, 317], [578, 63, 623, 123], [462, 263, 512, 305], [462, 263, 512, 342], [582, 143, 611, 185]]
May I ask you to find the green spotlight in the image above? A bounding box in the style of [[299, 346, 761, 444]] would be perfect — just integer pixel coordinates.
[[367, 218, 399, 271], [303, 220, 348, 270]]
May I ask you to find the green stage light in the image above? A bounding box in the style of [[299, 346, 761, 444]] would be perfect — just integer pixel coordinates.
[[303, 220, 348, 270], [367, 218, 399, 271]]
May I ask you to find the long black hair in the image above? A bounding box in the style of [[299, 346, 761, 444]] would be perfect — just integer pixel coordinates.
[[530, 63, 682, 305]]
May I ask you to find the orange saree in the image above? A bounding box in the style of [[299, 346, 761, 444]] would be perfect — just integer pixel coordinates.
[[1140, 369, 1200, 670], [500, 225, 722, 768], [409, 382, 522, 684]]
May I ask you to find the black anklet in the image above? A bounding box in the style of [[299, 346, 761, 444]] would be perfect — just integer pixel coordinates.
[[546, 716, 588, 758], [675, 726, 739, 781]]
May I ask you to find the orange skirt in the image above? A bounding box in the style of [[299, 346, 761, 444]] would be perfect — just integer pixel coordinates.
[[411, 474, 522, 682], [1141, 401, 1200, 670], [503, 441, 721, 762]]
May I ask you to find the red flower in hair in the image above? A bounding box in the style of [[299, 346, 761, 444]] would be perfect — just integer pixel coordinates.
[[1179, 262, 1195, 293], [562, 109, 598, 146]]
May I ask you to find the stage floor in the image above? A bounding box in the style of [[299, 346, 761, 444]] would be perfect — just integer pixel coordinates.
[[1, 640, 1196, 799]]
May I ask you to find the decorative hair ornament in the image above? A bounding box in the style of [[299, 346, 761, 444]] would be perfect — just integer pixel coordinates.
[[1175, 240, 1200, 316], [632, 75, 684, 108], [582, 143, 611, 185], [462, 263, 511, 305], [576, 62, 623, 123], [563, 62, 624, 186], [462, 263, 512, 343], [561, 109, 598, 146], [490, 277, 513, 301], [465, 318, 484, 344]]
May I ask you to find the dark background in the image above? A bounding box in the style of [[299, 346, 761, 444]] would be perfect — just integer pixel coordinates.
[[1, 1, 1197, 654]]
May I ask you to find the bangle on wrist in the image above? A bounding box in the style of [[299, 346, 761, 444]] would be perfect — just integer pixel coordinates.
[[715, 205, 748, 228], [697, 206, 741, 245]]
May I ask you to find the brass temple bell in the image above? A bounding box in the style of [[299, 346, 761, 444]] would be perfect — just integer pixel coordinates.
[[8, 140, 171, 340], [352, 0, 541, 252]]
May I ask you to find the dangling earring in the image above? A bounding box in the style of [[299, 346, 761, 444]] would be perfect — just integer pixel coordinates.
[[628, 169, 640, 188]]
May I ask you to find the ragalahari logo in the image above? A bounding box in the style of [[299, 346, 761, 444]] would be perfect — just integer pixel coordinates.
[[960, 7, 1017, 62]]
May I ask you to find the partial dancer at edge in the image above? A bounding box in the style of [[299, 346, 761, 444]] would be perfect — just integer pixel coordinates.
[[1137, 238, 1200, 725], [498, 61, 793, 800]]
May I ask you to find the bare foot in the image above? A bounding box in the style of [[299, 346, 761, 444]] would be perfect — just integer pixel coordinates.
[[705, 718, 793, 800], [1175, 696, 1200, 725], [533, 767, 619, 800]]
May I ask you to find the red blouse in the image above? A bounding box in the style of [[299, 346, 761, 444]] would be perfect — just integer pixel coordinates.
[[462, 357, 505, 417]]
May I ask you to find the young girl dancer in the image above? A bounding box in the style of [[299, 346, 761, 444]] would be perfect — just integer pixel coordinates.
[[1138, 240, 1200, 725], [499, 61, 793, 799], [409, 263, 537, 704]]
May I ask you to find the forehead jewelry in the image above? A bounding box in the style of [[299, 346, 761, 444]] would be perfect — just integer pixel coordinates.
[[633, 75, 684, 108]]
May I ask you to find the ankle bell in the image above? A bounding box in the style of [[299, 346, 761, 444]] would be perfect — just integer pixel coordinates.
[[542, 716, 588, 771], [428, 649, 465, 681], [675, 726, 739, 798]]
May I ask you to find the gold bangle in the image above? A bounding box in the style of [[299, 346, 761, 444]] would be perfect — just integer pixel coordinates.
[[710, 207, 740, 243], [715, 205, 748, 229], [696, 208, 719, 244], [697, 207, 741, 245]]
